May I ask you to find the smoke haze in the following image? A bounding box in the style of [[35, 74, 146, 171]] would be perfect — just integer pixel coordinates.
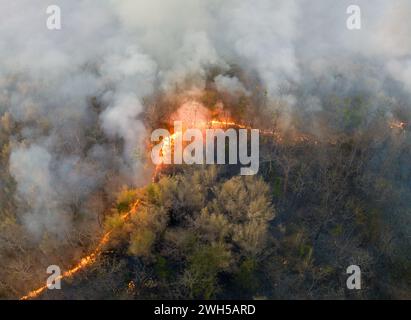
[[1, 0, 411, 240]]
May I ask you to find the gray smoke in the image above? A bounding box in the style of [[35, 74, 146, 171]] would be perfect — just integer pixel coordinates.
[[1, 0, 411, 239]]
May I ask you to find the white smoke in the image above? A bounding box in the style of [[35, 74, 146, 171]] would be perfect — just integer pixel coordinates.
[[1, 0, 411, 238], [214, 75, 250, 96], [9, 145, 65, 237]]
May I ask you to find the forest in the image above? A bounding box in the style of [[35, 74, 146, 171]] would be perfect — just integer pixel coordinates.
[[2, 77, 409, 299], [1, 0, 411, 301]]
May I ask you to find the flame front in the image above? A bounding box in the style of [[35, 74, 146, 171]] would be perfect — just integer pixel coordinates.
[[21, 115, 406, 300], [20, 201, 140, 300]]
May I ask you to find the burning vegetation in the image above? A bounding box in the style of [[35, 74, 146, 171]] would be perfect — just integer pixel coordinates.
[[1, 0, 411, 301], [11, 82, 411, 300]]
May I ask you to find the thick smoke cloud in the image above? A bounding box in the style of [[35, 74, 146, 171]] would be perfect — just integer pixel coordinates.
[[1, 0, 411, 239]]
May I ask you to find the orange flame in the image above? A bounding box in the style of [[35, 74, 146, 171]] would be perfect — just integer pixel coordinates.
[[151, 118, 317, 180], [22, 114, 403, 299], [20, 201, 140, 300]]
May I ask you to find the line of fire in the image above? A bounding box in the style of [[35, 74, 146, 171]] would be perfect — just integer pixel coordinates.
[[19, 95, 408, 300]]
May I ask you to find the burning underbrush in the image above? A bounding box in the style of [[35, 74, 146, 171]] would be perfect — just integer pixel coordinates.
[[36, 167, 276, 299], [18, 86, 411, 300], [4, 0, 411, 301]]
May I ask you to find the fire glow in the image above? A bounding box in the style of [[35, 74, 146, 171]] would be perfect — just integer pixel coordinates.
[[20, 201, 141, 300], [20, 105, 406, 300], [151, 120, 260, 176]]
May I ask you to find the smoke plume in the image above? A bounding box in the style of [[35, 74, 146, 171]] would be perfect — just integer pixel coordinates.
[[1, 0, 411, 240]]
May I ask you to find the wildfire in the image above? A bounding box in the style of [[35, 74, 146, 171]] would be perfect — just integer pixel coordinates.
[[21, 105, 406, 299], [23, 117, 236, 299], [152, 118, 315, 175], [20, 201, 140, 300], [209, 119, 247, 128], [152, 119, 247, 177], [152, 131, 181, 180]]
